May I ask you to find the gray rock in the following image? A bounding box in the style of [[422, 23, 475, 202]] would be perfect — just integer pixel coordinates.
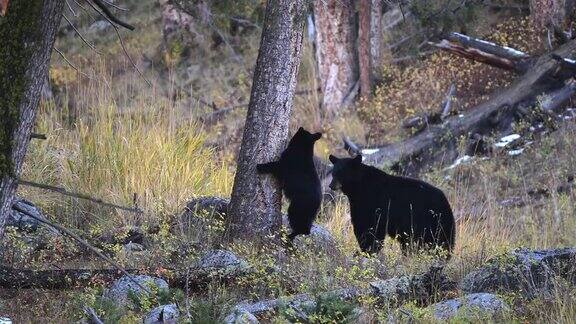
[[429, 293, 509, 320], [122, 242, 145, 253], [177, 197, 229, 239], [281, 215, 336, 248], [224, 288, 364, 322], [8, 198, 45, 232], [461, 247, 576, 296], [103, 275, 168, 307], [143, 304, 179, 324], [224, 309, 259, 324], [184, 196, 229, 217], [370, 266, 454, 305], [191, 249, 251, 279]]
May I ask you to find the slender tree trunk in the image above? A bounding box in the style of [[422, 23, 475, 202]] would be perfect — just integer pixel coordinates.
[[314, 0, 357, 115], [226, 0, 306, 240], [0, 0, 65, 240], [370, 0, 384, 76], [359, 0, 372, 99]]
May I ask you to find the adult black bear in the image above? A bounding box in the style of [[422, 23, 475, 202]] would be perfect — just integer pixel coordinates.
[[257, 127, 322, 241], [329, 155, 455, 256]]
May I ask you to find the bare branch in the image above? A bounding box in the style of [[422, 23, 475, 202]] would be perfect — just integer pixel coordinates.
[[63, 14, 100, 54], [85, 0, 151, 86], [440, 83, 456, 120], [18, 179, 143, 214], [53, 47, 92, 79], [100, 0, 128, 11], [30, 133, 47, 140], [65, 0, 77, 16], [89, 0, 134, 30]]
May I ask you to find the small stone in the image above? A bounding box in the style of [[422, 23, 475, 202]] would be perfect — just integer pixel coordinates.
[[143, 304, 179, 324], [122, 242, 145, 253]]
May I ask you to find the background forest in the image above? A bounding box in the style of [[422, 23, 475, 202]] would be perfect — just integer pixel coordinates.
[[1, 0, 576, 322]]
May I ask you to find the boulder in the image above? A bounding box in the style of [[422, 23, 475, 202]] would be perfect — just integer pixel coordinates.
[[177, 197, 229, 239], [8, 198, 46, 232], [143, 304, 179, 324], [282, 215, 336, 248], [225, 288, 363, 322], [103, 275, 168, 307], [370, 266, 455, 305], [184, 196, 229, 217], [461, 247, 576, 296], [190, 249, 250, 279], [224, 309, 260, 324], [428, 293, 509, 320]]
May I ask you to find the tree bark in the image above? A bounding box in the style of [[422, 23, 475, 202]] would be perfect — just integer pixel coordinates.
[[313, 0, 357, 115], [359, 0, 372, 99], [530, 0, 565, 30], [0, 0, 65, 241], [370, 0, 384, 76], [226, 0, 306, 241]]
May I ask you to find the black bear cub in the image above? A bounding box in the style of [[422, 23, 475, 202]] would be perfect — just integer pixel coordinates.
[[329, 155, 455, 256], [257, 127, 322, 241]]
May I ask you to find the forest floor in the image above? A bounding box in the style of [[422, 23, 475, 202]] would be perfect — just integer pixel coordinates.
[[1, 1, 576, 322]]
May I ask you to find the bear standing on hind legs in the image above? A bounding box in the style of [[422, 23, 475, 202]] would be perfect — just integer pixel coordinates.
[[329, 155, 456, 257], [257, 127, 322, 241]]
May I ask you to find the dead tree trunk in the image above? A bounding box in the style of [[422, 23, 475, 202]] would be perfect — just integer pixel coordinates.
[[370, 0, 384, 76], [226, 0, 306, 241], [356, 39, 576, 174], [359, 0, 372, 99], [0, 0, 65, 240], [314, 0, 357, 115]]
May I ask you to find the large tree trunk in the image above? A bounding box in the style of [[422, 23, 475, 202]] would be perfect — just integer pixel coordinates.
[[359, 0, 372, 99], [225, 0, 306, 240], [314, 0, 357, 115], [0, 0, 65, 240], [370, 0, 384, 76]]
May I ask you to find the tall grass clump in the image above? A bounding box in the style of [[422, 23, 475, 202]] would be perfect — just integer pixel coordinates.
[[21, 77, 233, 229]]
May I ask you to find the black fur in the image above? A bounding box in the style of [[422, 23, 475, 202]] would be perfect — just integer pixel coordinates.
[[329, 155, 456, 256], [257, 127, 322, 241]]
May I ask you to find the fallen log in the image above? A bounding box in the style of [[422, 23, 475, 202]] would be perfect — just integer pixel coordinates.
[[430, 32, 532, 73], [0, 266, 129, 289], [353, 39, 576, 175], [0, 265, 248, 290], [402, 84, 456, 133]]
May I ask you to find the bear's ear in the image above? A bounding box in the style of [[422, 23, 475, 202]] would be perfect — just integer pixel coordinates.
[[329, 155, 339, 164], [297, 126, 304, 133], [353, 155, 363, 164], [312, 132, 322, 141]]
